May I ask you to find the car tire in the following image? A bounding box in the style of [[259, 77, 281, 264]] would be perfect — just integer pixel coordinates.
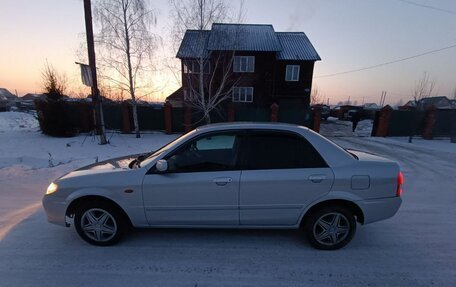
[[304, 205, 356, 250], [74, 201, 126, 246]]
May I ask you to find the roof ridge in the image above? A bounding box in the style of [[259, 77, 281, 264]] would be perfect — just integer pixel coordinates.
[[186, 29, 210, 32], [212, 23, 274, 27], [276, 32, 305, 34]]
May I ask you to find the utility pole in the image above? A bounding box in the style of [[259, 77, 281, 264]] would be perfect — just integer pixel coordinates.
[[83, 0, 107, 145], [379, 91, 387, 107]]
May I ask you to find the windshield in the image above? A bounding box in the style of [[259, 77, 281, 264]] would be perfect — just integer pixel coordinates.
[[139, 129, 198, 167]]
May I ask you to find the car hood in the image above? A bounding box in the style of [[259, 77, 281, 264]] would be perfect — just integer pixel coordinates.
[[74, 154, 141, 171], [56, 154, 145, 185]]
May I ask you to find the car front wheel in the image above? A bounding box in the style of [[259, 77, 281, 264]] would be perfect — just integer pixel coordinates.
[[74, 201, 126, 246], [305, 206, 356, 250]]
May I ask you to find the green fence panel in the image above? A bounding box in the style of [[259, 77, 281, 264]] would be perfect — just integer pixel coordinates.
[[387, 111, 425, 136], [433, 110, 456, 137], [103, 104, 123, 131], [186, 108, 227, 129], [63, 102, 83, 131], [137, 105, 165, 131], [209, 108, 227, 123], [278, 107, 312, 127], [235, 106, 270, 122], [172, 107, 185, 132]]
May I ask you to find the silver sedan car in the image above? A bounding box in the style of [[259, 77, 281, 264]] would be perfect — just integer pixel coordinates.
[[43, 123, 403, 250]]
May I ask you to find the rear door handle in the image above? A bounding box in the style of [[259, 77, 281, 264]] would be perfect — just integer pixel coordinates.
[[309, 175, 326, 183], [213, 177, 233, 186]]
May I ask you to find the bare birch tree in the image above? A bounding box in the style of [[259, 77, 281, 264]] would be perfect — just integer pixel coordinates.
[[169, 0, 232, 51], [412, 71, 436, 110], [409, 71, 436, 142], [93, 0, 156, 138], [310, 85, 323, 105], [170, 0, 245, 124]]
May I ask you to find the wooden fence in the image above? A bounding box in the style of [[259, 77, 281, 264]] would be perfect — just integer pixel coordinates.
[[35, 100, 318, 135]]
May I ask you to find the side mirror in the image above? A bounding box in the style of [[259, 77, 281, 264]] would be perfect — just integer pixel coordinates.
[[155, 159, 168, 172]]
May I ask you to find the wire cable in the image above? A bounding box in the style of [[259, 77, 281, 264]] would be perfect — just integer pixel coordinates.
[[397, 0, 456, 15], [315, 43, 456, 78]]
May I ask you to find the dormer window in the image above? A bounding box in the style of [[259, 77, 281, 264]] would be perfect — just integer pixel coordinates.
[[285, 65, 300, 81], [233, 56, 255, 72]]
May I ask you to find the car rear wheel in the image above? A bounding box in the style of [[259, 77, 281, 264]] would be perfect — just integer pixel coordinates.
[[305, 206, 356, 250], [74, 201, 126, 246]]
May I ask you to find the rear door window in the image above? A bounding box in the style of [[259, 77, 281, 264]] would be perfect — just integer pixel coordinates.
[[242, 131, 327, 170]]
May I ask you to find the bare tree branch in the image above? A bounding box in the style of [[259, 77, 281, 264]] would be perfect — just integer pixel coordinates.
[[41, 61, 68, 100], [412, 72, 436, 102], [311, 85, 323, 105], [169, 0, 247, 123], [93, 0, 156, 138]]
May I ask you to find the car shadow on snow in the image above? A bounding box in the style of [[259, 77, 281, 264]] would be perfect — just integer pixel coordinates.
[[1, 208, 389, 252]]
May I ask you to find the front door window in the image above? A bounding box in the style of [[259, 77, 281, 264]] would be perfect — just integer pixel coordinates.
[[166, 133, 240, 173]]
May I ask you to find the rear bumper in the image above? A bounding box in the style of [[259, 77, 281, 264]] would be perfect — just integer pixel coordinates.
[[357, 197, 402, 224], [42, 196, 68, 227]]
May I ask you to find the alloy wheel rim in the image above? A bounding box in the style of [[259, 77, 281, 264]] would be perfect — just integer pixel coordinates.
[[81, 208, 117, 242], [313, 212, 350, 246]]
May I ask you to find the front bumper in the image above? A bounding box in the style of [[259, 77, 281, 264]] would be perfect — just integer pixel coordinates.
[[42, 196, 68, 227], [357, 197, 402, 224]]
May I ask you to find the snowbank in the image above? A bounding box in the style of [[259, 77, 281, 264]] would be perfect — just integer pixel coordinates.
[[0, 111, 38, 132], [0, 111, 178, 170]]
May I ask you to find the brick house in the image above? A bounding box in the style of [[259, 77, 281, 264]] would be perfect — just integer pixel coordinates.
[[166, 23, 320, 112]]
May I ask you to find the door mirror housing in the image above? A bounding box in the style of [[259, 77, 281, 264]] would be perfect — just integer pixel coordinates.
[[155, 159, 168, 172]]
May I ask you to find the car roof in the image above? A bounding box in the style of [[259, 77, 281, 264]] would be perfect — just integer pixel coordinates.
[[195, 122, 309, 132]]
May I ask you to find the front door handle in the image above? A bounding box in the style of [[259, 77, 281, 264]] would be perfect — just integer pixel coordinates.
[[309, 175, 326, 183], [213, 177, 233, 186]]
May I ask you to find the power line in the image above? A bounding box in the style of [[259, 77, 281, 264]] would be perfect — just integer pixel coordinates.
[[315, 43, 456, 78], [397, 0, 456, 15]]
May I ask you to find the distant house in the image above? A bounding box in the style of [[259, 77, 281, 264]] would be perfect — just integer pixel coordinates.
[[363, 103, 380, 110], [420, 96, 453, 109], [166, 23, 320, 109], [0, 95, 9, 111], [14, 93, 43, 110], [166, 88, 185, 107], [0, 88, 16, 100], [0, 88, 19, 111], [401, 96, 454, 110], [451, 99, 456, 108], [21, 93, 43, 101]]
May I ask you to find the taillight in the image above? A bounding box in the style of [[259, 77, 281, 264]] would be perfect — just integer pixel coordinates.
[[396, 171, 404, 197]]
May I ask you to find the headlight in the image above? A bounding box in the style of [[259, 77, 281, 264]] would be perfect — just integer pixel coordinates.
[[46, 182, 58, 195]]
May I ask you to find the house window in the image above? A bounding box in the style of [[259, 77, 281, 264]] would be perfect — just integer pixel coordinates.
[[183, 60, 210, 74], [234, 56, 255, 72], [285, 65, 300, 81], [232, 87, 253, 103]]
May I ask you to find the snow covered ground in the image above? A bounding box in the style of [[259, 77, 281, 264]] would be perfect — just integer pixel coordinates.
[[1, 111, 455, 286], [320, 117, 373, 137]]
